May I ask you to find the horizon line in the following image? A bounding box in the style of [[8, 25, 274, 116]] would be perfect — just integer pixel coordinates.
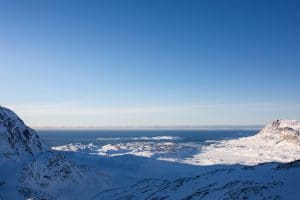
[[33, 124, 263, 131]]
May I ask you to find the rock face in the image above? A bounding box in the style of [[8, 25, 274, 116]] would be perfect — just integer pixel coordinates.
[[0, 106, 86, 200], [0, 106, 44, 162], [258, 119, 300, 143], [184, 119, 300, 166], [18, 151, 86, 200], [1, 106, 300, 200]]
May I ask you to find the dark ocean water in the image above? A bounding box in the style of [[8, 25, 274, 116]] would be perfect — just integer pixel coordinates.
[[38, 130, 258, 147]]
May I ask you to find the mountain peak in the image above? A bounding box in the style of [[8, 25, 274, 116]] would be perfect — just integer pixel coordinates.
[[0, 106, 45, 162], [258, 119, 300, 143]]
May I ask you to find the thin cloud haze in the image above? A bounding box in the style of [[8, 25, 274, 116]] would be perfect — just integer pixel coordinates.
[[0, 1, 299, 128], [5, 102, 299, 128]]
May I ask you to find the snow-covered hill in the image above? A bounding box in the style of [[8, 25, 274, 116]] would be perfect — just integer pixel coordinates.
[[1, 106, 300, 200], [91, 119, 300, 200], [258, 119, 300, 143], [53, 119, 300, 166], [186, 119, 300, 166], [0, 106, 93, 200], [0, 106, 44, 164]]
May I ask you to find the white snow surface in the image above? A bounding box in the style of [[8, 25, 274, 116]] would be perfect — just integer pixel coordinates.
[[0, 106, 45, 164], [53, 141, 198, 160], [96, 136, 182, 141], [0, 106, 101, 200], [185, 119, 300, 166], [1, 106, 300, 200], [53, 119, 300, 166]]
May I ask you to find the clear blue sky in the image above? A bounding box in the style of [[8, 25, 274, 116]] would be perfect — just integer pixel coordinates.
[[0, 0, 300, 128]]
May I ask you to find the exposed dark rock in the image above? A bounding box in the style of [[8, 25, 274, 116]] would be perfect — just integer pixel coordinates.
[[0, 106, 45, 161], [276, 160, 300, 170], [18, 187, 55, 200]]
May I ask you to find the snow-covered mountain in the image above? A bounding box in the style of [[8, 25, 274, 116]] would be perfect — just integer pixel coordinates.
[[94, 162, 291, 200], [92, 119, 300, 200], [0, 106, 91, 200], [0, 106, 44, 163], [53, 119, 300, 166], [258, 119, 300, 143], [1, 106, 300, 200], [186, 119, 300, 166]]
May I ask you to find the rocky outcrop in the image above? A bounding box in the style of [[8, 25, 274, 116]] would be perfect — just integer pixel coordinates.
[[20, 152, 85, 190], [1, 106, 300, 200], [0, 106, 86, 200], [95, 168, 283, 200], [258, 119, 300, 144], [0, 106, 44, 163]]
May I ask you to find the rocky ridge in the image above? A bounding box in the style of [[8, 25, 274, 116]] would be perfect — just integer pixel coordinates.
[[0, 106, 86, 200], [0, 106, 44, 163], [258, 119, 300, 144]]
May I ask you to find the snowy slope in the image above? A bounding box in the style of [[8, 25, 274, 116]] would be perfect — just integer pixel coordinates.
[[91, 120, 300, 200], [53, 119, 300, 166], [53, 119, 300, 200], [186, 119, 300, 165], [0, 106, 97, 200], [1, 106, 300, 200], [94, 162, 292, 200], [103, 160, 300, 200], [0, 106, 44, 164]]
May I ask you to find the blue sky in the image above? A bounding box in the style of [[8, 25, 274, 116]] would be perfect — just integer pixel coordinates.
[[1, 0, 300, 128]]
